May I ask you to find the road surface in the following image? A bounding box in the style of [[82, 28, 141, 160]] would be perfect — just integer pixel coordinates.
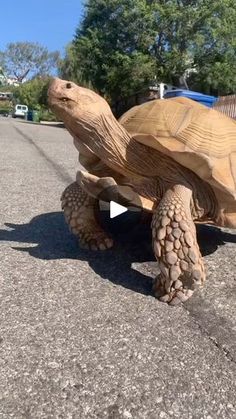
[[0, 118, 236, 419]]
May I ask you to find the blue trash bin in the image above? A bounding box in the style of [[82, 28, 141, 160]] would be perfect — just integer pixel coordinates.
[[27, 110, 40, 122], [164, 89, 217, 108], [27, 110, 33, 121]]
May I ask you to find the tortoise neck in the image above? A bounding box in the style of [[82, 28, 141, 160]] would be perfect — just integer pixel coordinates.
[[96, 113, 134, 172], [70, 112, 221, 222], [74, 113, 148, 178], [72, 112, 197, 184]]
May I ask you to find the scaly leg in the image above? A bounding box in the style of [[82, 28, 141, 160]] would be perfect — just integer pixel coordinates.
[[61, 182, 113, 250], [152, 185, 205, 305]]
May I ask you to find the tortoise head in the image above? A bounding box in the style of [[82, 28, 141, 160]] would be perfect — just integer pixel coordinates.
[[48, 78, 113, 136], [47, 78, 143, 178]]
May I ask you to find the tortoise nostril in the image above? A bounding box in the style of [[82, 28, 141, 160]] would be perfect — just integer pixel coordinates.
[[66, 82, 72, 89]]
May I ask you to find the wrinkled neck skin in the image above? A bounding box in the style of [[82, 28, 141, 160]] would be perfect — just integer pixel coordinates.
[[66, 112, 144, 178], [64, 111, 218, 221], [66, 111, 177, 179]]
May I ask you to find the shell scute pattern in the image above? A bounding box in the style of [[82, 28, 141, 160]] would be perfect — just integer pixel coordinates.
[[120, 97, 236, 207]]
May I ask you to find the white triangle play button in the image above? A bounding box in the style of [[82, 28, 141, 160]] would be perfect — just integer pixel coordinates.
[[110, 201, 128, 219]]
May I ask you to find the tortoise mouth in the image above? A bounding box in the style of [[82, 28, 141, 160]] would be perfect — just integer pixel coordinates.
[[47, 94, 78, 116], [48, 94, 74, 104], [59, 97, 70, 102]]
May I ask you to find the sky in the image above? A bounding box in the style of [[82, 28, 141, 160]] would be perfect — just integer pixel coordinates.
[[0, 0, 84, 56]]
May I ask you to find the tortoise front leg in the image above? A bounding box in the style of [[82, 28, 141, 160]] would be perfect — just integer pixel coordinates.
[[61, 182, 113, 250], [152, 185, 205, 305]]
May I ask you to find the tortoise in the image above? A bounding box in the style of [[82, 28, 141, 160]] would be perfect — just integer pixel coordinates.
[[48, 78, 236, 305]]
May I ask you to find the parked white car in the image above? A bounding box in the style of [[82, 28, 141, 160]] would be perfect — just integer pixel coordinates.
[[12, 104, 28, 118]]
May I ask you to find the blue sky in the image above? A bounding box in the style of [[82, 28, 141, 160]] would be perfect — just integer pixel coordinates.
[[0, 0, 84, 56]]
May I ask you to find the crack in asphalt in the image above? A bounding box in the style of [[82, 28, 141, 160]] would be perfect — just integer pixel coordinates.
[[13, 124, 73, 185], [184, 295, 236, 365]]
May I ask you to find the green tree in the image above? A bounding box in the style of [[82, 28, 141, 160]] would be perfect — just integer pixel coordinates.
[[150, 0, 236, 94], [0, 42, 60, 82], [62, 0, 236, 100], [13, 77, 51, 109], [12, 77, 58, 121], [0, 66, 7, 86], [70, 0, 157, 100], [59, 44, 83, 83]]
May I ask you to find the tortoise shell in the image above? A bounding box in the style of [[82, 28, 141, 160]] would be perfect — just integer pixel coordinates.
[[119, 97, 236, 213]]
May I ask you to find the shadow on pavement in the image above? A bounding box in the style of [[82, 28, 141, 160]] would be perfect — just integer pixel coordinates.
[[1, 211, 236, 296], [0, 211, 154, 296]]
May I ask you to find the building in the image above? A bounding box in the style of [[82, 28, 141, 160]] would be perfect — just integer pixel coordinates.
[[0, 92, 13, 100], [0, 67, 20, 87]]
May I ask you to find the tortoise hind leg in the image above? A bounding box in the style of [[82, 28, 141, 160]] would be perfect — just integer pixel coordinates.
[[152, 185, 205, 305], [61, 182, 113, 250]]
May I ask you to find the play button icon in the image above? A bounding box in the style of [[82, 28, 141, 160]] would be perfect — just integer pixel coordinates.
[[110, 201, 128, 219]]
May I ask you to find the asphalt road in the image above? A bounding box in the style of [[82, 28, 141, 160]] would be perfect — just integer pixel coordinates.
[[0, 117, 236, 419]]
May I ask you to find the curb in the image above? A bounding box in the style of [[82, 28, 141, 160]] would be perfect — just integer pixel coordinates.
[[14, 119, 65, 128]]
